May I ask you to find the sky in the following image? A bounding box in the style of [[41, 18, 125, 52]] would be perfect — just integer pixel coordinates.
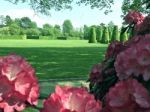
[[0, 0, 123, 28]]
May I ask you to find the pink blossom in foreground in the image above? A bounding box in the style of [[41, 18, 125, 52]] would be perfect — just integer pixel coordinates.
[[115, 34, 150, 81], [105, 79, 150, 112], [41, 85, 102, 112], [89, 63, 103, 83], [0, 54, 39, 112], [105, 41, 125, 59], [137, 15, 150, 34], [124, 11, 144, 24]]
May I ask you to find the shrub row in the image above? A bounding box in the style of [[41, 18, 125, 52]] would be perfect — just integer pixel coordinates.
[[0, 35, 26, 39]]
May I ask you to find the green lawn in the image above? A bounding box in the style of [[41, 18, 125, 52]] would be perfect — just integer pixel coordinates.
[[0, 40, 108, 111], [0, 40, 107, 80]]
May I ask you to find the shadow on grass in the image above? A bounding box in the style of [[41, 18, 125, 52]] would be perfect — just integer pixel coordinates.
[[0, 47, 107, 80]]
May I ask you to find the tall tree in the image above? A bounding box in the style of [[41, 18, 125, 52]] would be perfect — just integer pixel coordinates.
[[5, 15, 12, 26], [111, 25, 119, 42], [42, 24, 54, 37], [62, 20, 73, 36], [20, 17, 32, 28], [96, 26, 103, 43], [101, 27, 109, 44], [88, 27, 97, 43]]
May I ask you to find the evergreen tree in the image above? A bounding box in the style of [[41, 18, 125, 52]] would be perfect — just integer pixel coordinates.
[[101, 27, 109, 44], [111, 25, 119, 42], [88, 27, 97, 43], [120, 32, 128, 42], [96, 26, 103, 43]]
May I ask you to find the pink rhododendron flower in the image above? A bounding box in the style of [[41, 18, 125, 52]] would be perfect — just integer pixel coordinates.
[[105, 41, 125, 59], [124, 11, 144, 24], [137, 15, 150, 34], [115, 34, 150, 81], [41, 85, 102, 112], [89, 63, 103, 83], [0, 54, 39, 112], [105, 79, 150, 112]]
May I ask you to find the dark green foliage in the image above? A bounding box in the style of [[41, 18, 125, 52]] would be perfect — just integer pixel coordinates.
[[26, 35, 39, 39], [96, 26, 103, 43], [120, 32, 128, 42], [88, 27, 97, 43], [9, 22, 21, 35], [5, 15, 12, 26], [63, 20, 73, 37], [57, 36, 67, 40], [25, 28, 40, 36], [101, 27, 109, 44], [41, 24, 55, 38], [89, 58, 118, 101], [111, 25, 119, 42]]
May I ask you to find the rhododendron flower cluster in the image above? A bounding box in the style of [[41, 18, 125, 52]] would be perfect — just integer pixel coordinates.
[[41, 85, 102, 112], [89, 11, 150, 112], [0, 54, 39, 112], [105, 41, 125, 59], [105, 79, 150, 112], [115, 34, 150, 81], [137, 15, 150, 35], [124, 11, 144, 25], [0, 11, 149, 112], [89, 63, 103, 83]]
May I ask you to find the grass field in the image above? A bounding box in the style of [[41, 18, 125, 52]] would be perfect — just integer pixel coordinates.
[[0, 40, 108, 111], [0, 40, 107, 80]]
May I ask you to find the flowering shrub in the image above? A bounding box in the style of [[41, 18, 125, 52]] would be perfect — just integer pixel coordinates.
[[124, 11, 144, 25], [0, 54, 39, 112], [89, 11, 150, 112], [41, 85, 102, 112], [105, 79, 150, 112], [0, 11, 149, 112]]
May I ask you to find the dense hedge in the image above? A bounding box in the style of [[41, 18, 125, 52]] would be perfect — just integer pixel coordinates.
[[0, 35, 26, 39], [26, 35, 39, 39], [57, 36, 67, 40]]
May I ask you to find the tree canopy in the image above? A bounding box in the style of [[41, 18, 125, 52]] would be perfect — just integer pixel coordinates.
[[5, 0, 114, 15], [121, 0, 150, 16], [5, 0, 150, 16]]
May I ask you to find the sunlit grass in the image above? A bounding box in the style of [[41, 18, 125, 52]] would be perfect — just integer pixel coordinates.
[[0, 40, 107, 80]]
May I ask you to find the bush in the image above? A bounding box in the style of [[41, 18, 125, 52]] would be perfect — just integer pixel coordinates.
[[88, 27, 97, 43], [101, 27, 109, 44], [111, 25, 120, 42], [26, 35, 39, 39], [67, 36, 81, 40], [57, 36, 67, 40], [0, 35, 26, 39], [39, 36, 55, 40]]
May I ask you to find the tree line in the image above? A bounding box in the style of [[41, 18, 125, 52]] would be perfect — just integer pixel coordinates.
[[0, 15, 129, 42], [0, 15, 84, 40]]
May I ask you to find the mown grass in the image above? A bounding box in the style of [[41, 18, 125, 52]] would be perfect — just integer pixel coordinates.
[[0, 40, 107, 80], [0, 40, 108, 112]]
